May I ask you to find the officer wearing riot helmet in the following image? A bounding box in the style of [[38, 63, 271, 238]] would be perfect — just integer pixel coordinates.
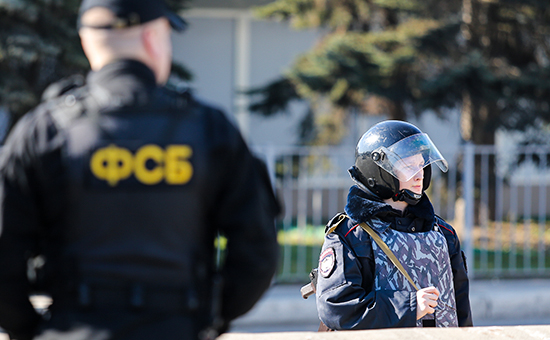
[[316, 120, 472, 330], [0, 1, 279, 339]]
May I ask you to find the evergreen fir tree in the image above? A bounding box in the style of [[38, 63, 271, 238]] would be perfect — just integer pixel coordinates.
[[251, 0, 550, 146], [0, 0, 85, 123], [0, 0, 191, 132]]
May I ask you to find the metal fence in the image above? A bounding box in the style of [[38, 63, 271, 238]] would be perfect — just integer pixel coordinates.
[[255, 144, 550, 282]]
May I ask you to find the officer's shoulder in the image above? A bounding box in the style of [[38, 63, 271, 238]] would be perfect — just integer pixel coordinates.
[[162, 82, 194, 105], [2, 88, 77, 157], [165, 84, 227, 117], [41, 81, 92, 130], [190, 95, 228, 119], [435, 215, 459, 237], [325, 213, 352, 236], [41, 75, 86, 102], [10, 75, 86, 136], [190, 95, 244, 138]]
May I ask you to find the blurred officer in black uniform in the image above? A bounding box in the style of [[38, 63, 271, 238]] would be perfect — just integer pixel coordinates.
[[0, 0, 279, 339]]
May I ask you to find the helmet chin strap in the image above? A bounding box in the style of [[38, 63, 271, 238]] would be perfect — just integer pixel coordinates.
[[350, 177, 385, 202], [392, 189, 422, 206]]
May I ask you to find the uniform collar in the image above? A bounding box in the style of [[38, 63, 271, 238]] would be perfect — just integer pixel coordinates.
[[344, 185, 436, 233], [404, 194, 436, 230], [344, 186, 393, 226], [86, 59, 157, 107]]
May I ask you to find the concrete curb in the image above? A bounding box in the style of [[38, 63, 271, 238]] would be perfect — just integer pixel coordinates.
[[220, 325, 550, 340]]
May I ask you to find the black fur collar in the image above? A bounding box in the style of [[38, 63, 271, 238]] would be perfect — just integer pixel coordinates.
[[344, 185, 436, 228], [344, 186, 392, 223]]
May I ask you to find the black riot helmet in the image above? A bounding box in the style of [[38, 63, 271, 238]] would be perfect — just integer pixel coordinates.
[[348, 120, 448, 205]]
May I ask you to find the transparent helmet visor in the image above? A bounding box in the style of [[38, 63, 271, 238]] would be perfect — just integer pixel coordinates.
[[372, 133, 448, 182]]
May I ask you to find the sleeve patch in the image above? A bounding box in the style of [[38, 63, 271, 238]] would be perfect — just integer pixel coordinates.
[[319, 247, 336, 278]]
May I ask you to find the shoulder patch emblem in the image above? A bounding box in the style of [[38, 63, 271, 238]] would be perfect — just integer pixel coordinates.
[[319, 247, 336, 278]]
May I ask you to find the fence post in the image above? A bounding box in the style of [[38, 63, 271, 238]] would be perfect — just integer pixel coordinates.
[[463, 143, 475, 279]]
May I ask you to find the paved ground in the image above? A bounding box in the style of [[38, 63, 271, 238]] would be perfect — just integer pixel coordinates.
[[230, 279, 550, 332]]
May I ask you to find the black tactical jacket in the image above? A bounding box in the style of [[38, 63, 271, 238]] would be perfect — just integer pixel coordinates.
[[0, 60, 279, 340]]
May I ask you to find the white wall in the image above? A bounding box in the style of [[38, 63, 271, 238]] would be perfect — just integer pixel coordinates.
[[172, 8, 323, 146], [172, 7, 463, 153], [172, 17, 235, 120], [247, 20, 320, 146]]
